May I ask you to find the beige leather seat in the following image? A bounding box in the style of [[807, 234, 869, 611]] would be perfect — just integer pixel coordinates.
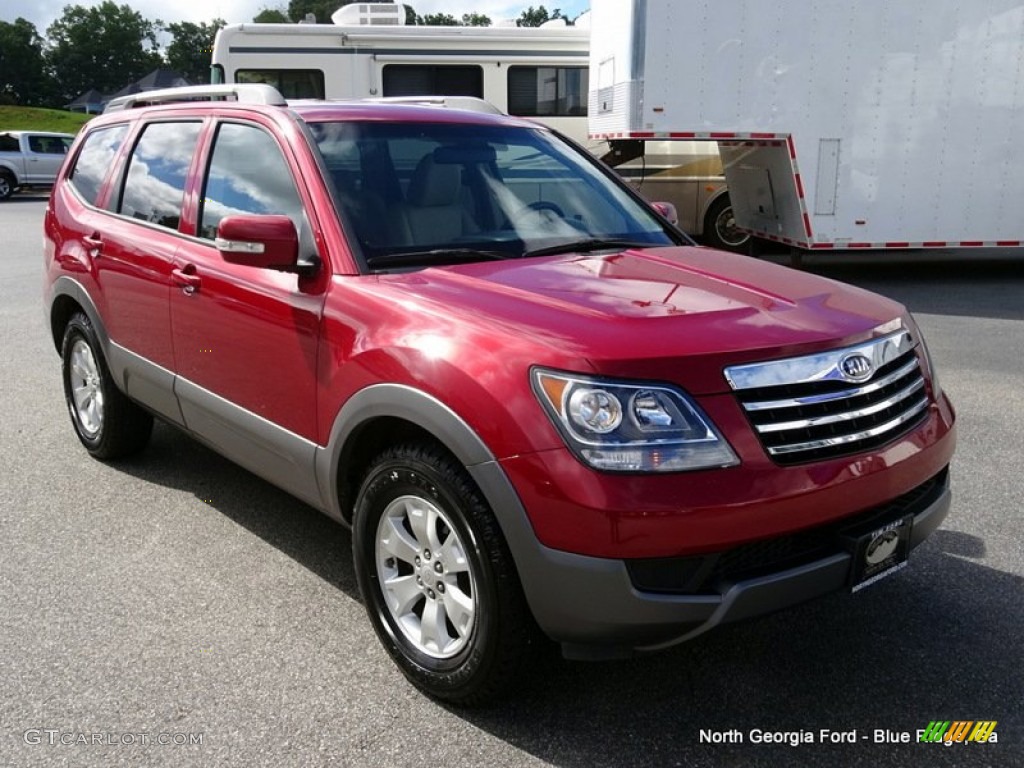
[[403, 155, 478, 243]]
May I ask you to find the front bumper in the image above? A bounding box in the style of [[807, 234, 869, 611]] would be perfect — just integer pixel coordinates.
[[472, 459, 950, 657]]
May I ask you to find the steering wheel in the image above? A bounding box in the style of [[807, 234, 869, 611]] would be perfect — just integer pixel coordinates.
[[525, 200, 566, 218]]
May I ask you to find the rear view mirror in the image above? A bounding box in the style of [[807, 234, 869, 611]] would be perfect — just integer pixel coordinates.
[[216, 215, 299, 271]]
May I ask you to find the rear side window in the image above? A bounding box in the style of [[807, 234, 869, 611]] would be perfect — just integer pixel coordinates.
[[28, 135, 69, 154], [199, 122, 304, 241], [118, 122, 202, 231], [383, 65, 483, 98], [0, 134, 20, 152], [68, 125, 129, 206]]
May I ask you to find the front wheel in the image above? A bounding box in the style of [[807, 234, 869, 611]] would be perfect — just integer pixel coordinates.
[[61, 312, 153, 459], [702, 195, 751, 252], [353, 443, 537, 704]]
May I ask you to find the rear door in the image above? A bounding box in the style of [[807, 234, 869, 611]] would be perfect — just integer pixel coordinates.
[[95, 119, 204, 421], [25, 134, 71, 185]]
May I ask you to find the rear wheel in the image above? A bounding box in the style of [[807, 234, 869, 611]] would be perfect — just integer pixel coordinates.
[[61, 312, 153, 459], [703, 195, 750, 252], [353, 443, 537, 704], [0, 171, 15, 200]]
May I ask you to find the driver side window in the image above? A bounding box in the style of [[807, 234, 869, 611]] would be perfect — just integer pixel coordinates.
[[199, 122, 306, 242]]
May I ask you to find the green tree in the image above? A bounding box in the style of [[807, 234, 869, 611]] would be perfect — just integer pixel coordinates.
[[517, 6, 568, 27], [417, 13, 458, 25], [460, 13, 491, 26], [0, 18, 49, 106], [45, 2, 162, 104], [164, 19, 225, 83], [253, 7, 291, 22]]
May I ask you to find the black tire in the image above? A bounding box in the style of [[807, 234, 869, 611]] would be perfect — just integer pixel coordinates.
[[61, 312, 153, 459], [0, 171, 15, 201], [353, 442, 538, 705], [702, 195, 751, 252]]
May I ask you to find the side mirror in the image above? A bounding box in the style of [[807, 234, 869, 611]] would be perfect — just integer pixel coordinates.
[[650, 201, 679, 225], [216, 214, 299, 271]]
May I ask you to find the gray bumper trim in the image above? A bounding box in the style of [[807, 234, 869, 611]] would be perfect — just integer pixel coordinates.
[[471, 458, 951, 655]]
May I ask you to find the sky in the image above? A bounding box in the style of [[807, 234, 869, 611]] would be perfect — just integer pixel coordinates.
[[3, 0, 590, 33]]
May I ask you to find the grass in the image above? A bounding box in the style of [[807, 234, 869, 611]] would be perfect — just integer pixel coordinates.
[[0, 106, 92, 134]]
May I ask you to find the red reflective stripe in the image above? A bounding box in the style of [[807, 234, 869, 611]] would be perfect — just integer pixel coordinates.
[[922, 241, 947, 247], [811, 243, 834, 249], [960, 241, 984, 247], [668, 132, 697, 138], [787, 136, 797, 159], [885, 242, 911, 248], [710, 132, 737, 139], [803, 213, 813, 237], [750, 132, 778, 139], [794, 173, 805, 199], [997, 240, 1021, 246], [849, 243, 874, 248]]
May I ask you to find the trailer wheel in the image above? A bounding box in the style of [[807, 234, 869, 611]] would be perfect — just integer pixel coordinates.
[[703, 195, 750, 252]]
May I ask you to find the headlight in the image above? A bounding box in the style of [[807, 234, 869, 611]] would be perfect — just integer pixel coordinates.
[[532, 368, 739, 472]]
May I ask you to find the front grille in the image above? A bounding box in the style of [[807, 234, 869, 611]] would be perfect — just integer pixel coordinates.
[[626, 467, 948, 595], [726, 330, 930, 465]]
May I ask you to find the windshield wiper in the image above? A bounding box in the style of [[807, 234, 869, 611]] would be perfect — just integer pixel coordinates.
[[522, 238, 656, 259], [365, 248, 512, 269]]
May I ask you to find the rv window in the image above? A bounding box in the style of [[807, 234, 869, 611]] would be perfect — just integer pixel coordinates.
[[382, 65, 483, 98], [236, 69, 325, 99], [507, 66, 588, 117]]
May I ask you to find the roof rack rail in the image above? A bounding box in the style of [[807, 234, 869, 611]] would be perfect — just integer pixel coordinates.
[[362, 96, 504, 114], [104, 84, 287, 113]]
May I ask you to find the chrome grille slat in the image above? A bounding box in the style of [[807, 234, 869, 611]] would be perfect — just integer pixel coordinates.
[[754, 377, 926, 433], [725, 328, 931, 465], [766, 397, 929, 455], [741, 358, 921, 412]]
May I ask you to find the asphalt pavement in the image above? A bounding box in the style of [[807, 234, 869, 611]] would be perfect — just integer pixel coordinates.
[[2, 196, 1021, 767]]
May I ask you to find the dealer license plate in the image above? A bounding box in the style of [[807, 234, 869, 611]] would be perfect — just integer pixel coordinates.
[[847, 515, 913, 593]]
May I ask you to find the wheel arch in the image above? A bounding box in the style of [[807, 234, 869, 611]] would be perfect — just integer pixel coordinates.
[[48, 277, 111, 354], [317, 383, 501, 526]]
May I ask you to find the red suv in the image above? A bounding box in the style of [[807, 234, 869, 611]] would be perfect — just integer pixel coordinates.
[[43, 85, 956, 704]]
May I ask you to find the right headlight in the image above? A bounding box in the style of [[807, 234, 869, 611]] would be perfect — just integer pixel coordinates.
[[532, 368, 739, 473]]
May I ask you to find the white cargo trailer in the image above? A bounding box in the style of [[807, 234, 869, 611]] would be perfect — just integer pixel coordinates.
[[589, 0, 1024, 252]]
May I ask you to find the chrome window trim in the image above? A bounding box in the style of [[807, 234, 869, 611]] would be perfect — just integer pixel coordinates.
[[724, 328, 915, 391]]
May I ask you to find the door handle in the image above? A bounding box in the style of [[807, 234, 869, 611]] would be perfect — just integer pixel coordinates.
[[83, 233, 102, 258], [172, 266, 202, 295]]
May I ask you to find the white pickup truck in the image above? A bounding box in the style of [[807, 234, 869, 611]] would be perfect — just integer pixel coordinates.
[[0, 131, 75, 200]]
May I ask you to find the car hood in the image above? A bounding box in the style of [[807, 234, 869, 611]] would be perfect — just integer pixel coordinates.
[[377, 246, 908, 394]]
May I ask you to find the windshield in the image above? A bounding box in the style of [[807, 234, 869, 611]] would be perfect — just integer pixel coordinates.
[[307, 120, 679, 269]]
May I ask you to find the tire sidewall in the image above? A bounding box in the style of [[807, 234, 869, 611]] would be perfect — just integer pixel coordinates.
[[61, 314, 109, 453], [353, 451, 501, 696], [705, 196, 750, 251]]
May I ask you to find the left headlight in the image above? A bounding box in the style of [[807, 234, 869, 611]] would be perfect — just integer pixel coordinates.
[[532, 368, 739, 473]]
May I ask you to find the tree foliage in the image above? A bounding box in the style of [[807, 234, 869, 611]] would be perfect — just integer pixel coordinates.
[[414, 12, 490, 26], [253, 7, 291, 22], [0, 18, 50, 106], [45, 2, 162, 104], [164, 19, 225, 84], [517, 6, 569, 27]]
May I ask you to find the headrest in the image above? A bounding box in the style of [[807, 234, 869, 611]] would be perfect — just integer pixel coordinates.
[[408, 155, 461, 207]]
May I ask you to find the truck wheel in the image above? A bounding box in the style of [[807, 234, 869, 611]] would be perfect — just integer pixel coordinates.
[[61, 312, 153, 459], [0, 171, 15, 200], [353, 442, 537, 705], [703, 195, 750, 252]]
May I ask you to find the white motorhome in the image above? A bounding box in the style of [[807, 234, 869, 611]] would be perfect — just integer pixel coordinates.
[[210, 3, 740, 247], [589, 0, 1024, 254]]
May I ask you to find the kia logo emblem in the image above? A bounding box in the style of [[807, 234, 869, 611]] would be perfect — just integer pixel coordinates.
[[840, 353, 873, 381]]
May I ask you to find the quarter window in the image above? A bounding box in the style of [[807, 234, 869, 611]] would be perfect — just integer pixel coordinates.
[[118, 122, 201, 230], [199, 122, 305, 241], [508, 66, 588, 117], [383, 65, 484, 98], [68, 125, 129, 206]]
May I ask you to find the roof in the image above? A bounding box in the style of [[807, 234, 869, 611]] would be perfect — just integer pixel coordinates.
[[109, 68, 192, 99], [1, 130, 76, 138]]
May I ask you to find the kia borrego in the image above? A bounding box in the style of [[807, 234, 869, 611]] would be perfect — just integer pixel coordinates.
[[43, 85, 955, 704]]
